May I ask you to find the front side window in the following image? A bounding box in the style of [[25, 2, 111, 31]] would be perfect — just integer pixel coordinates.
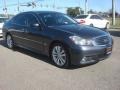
[[26, 14, 39, 26], [90, 15, 103, 20], [75, 15, 88, 19], [39, 13, 77, 26]]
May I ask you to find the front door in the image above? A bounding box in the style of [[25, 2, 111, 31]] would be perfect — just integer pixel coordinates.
[[23, 13, 44, 52]]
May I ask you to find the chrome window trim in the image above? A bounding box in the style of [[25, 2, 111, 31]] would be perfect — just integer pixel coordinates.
[[92, 35, 109, 39]]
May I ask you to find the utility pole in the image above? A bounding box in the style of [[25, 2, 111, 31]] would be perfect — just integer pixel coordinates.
[[85, 0, 88, 14], [53, 0, 56, 10], [78, 0, 81, 14], [3, 0, 8, 17], [112, 0, 115, 25], [17, 0, 20, 12]]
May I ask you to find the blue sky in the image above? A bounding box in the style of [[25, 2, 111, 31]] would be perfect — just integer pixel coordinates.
[[0, 0, 120, 14]]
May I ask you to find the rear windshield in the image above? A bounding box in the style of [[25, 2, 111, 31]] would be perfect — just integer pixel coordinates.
[[75, 15, 88, 19], [0, 18, 8, 23]]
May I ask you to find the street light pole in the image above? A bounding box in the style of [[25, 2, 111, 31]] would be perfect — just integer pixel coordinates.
[[53, 0, 56, 10], [3, 0, 8, 17], [112, 0, 115, 25], [17, 0, 20, 12], [85, 0, 88, 14]]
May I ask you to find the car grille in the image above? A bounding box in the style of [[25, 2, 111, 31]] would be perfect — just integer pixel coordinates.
[[94, 35, 111, 46]]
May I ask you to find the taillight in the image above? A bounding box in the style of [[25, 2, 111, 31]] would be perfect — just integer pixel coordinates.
[[80, 20, 85, 24]]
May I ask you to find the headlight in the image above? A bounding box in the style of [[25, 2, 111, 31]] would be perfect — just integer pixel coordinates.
[[69, 36, 93, 46]]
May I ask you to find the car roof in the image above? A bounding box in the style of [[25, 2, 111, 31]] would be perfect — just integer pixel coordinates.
[[20, 11, 63, 15]]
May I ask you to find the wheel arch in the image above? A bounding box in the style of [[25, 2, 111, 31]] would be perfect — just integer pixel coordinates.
[[5, 32, 12, 40], [49, 40, 70, 56], [49, 40, 71, 67]]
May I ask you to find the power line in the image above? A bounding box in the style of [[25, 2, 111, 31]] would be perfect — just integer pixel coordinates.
[[0, 0, 39, 8]]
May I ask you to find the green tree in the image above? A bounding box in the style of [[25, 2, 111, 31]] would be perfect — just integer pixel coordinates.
[[67, 7, 81, 17]]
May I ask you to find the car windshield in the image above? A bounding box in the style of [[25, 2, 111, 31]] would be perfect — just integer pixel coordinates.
[[0, 18, 8, 23], [39, 13, 77, 26], [75, 15, 88, 19]]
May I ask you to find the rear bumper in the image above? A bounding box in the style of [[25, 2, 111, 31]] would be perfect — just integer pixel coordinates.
[[70, 45, 112, 65], [0, 33, 2, 37], [0, 32, 2, 37], [0, 29, 3, 37]]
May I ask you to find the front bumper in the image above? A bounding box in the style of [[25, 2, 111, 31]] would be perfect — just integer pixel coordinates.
[[70, 45, 112, 65]]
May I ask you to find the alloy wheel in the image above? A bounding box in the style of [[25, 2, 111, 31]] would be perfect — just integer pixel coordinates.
[[52, 45, 67, 67], [6, 35, 13, 48]]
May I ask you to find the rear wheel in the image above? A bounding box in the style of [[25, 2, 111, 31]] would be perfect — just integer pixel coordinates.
[[90, 24, 93, 27], [50, 43, 69, 68], [6, 34, 14, 49], [105, 23, 109, 29]]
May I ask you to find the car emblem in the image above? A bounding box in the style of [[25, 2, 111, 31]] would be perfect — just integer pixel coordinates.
[[103, 38, 109, 43]]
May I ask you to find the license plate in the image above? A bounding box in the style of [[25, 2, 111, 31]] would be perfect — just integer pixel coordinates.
[[106, 47, 112, 54]]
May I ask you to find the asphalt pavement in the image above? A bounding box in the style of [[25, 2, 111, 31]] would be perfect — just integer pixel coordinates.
[[0, 29, 120, 90]]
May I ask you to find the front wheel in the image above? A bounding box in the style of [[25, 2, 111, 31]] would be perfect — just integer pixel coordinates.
[[6, 34, 14, 49], [50, 43, 69, 68]]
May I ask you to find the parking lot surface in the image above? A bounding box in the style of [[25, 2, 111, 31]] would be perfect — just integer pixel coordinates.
[[0, 29, 120, 90]]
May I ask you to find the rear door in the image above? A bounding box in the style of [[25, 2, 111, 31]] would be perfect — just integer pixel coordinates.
[[11, 14, 28, 46], [90, 15, 103, 28]]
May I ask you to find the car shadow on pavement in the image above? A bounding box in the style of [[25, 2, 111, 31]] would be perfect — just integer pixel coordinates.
[[109, 30, 120, 37], [0, 38, 54, 66], [0, 38, 98, 69]]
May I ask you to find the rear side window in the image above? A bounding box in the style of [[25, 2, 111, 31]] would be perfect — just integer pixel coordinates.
[[75, 15, 88, 19], [12, 14, 26, 26], [90, 15, 103, 20]]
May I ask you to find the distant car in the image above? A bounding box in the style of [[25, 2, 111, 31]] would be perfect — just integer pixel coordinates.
[[0, 17, 8, 37], [75, 14, 110, 29], [2, 11, 113, 68]]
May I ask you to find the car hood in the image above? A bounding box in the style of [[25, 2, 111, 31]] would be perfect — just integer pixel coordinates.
[[48, 24, 108, 39]]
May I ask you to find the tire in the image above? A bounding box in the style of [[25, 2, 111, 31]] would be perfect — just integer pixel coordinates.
[[50, 43, 70, 68], [105, 23, 109, 29], [90, 24, 93, 27], [6, 34, 15, 49]]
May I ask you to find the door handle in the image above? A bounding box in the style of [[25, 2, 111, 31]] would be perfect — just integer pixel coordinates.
[[25, 30, 30, 34], [21, 29, 25, 31]]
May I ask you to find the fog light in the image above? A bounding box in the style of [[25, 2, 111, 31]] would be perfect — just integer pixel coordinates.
[[80, 56, 95, 64]]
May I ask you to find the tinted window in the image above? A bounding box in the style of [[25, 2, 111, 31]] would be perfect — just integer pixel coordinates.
[[39, 13, 77, 26], [26, 14, 39, 26], [90, 15, 103, 20], [13, 14, 26, 25], [75, 15, 88, 19], [0, 18, 8, 23]]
